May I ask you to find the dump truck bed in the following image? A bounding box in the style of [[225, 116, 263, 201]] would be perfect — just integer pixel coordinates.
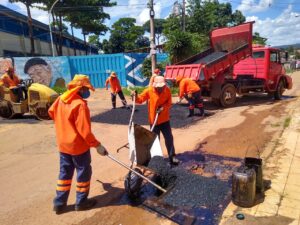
[[165, 22, 254, 81]]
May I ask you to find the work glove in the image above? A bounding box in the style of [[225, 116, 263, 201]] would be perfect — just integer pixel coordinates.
[[96, 144, 108, 156], [156, 106, 164, 114]]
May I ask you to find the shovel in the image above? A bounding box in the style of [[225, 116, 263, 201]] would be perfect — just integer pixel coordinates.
[[106, 153, 167, 193]]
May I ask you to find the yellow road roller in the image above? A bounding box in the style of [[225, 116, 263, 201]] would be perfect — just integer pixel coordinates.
[[0, 79, 59, 120]]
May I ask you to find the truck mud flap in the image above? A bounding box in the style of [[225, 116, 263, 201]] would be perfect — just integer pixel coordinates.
[[210, 82, 222, 98]]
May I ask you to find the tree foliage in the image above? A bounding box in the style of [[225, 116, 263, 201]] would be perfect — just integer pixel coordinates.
[[143, 19, 166, 45], [141, 58, 166, 79], [163, 0, 246, 63], [253, 32, 267, 45], [101, 18, 146, 53], [88, 35, 101, 50], [9, 0, 43, 55]]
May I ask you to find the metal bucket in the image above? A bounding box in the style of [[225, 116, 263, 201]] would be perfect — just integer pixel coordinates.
[[232, 168, 256, 207], [245, 157, 264, 194]]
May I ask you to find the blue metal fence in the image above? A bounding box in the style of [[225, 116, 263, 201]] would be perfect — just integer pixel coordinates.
[[12, 53, 169, 88], [68, 54, 126, 88]]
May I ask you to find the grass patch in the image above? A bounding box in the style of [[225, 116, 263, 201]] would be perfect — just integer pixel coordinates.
[[271, 122, 281, 128], [52, 86, 67, 95], [122, 86, 179, 96], [284, 117, 291, 128]]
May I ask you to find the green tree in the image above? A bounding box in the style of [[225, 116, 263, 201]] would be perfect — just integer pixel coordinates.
[[163, 0, 246, 63], [186, 0, 245, 34], [143, 19, 166, 46], [39, 0, 115, 55], [101, 18, 145, 53], [9, 0, 43, 55], [136, 36, 150, 49], [88, 34, 101, 50], [253, 32, 267, 45], [141, 58, 165, 79]]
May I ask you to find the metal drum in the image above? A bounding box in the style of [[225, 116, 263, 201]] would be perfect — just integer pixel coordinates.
[[245, 157, 264, 194], [232, 168, 256, 207]]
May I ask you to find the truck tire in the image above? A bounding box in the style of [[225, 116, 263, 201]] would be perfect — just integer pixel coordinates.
[[220, 84, 237, 107], [274, 80, 285, 100]]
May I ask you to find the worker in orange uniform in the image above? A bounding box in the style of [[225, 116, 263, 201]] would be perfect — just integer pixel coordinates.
[[132, 76, 179, 165], [48, 74, 108, 214], [105, 71, 128, 109], [176, 77, 204, 117], [148, 68, 161, 86], [1, 66, 26, 101]]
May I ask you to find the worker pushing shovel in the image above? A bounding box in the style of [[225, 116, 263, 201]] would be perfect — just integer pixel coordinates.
[[105, 71, 130, 109], [131, 76, 179, 165]]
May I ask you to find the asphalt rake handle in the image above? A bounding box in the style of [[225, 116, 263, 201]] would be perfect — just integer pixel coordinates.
[[106, 153, 167, 193]]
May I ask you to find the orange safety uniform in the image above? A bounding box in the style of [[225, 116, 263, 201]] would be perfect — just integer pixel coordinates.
[[48, 95, 100, 156], [179, 78, 200, 98], [0, 73, 20, 88], [136, 86, 172, 125], [105, 76, 122, 93]]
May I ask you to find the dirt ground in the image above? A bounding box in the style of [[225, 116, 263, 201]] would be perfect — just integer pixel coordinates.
[[1, 71, 300, 225]]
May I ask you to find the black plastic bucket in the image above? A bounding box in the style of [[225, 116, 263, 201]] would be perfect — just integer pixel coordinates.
[[245, 157, 264, 194]]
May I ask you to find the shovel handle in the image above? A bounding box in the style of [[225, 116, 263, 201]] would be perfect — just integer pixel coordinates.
[[107, 154, 167, 193]]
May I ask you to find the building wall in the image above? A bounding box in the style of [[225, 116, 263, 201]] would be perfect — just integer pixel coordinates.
[[0, 31, 90, 57]]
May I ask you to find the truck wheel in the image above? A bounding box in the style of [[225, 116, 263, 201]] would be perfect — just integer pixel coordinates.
[[274, 80, 285, 100], [220, 84, 237, 107]]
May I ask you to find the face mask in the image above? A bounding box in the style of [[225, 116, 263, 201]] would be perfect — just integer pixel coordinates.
[[81, 90, 90, 99]]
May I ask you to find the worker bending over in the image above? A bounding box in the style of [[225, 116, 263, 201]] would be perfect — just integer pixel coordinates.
[[48, 74, 108, 214], [1, 67, 26, 101], [105, 71, 128, 109], [176, 77, 204, 117], [132, 76, 179, 165]]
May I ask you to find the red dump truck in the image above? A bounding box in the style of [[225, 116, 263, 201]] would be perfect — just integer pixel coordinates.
[[165, 22, 293, 107]]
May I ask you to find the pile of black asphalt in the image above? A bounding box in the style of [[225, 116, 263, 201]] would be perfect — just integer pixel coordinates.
[[91, 103, 206, 129], [193, 52, 227, 65], [147, 156, 230, 208]]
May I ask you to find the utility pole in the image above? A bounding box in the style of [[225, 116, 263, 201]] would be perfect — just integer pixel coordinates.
[[149, 0, 156, 73], [182, 0, 186, 32]]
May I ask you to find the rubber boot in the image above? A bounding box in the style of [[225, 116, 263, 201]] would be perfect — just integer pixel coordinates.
[[75, 198, 97, 211], [53, 204, 67, 215], [199, 108, 204, 117], [187, 109, 194, 117], [112, 102, 116, 109]]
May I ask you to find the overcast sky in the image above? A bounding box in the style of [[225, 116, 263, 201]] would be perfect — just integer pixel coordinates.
[[1, 0, 300, 46]]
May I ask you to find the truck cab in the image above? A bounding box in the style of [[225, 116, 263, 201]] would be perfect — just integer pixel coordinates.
[[233, 45, 292, 100]]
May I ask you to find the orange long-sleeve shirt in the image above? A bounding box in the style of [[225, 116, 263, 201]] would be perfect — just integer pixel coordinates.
[[179, 78, 200, 98], [105, 77, 122, 93], [48, 95, 100, 155], [1, 73, 20, 88], [136, 86, 172, 125]]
